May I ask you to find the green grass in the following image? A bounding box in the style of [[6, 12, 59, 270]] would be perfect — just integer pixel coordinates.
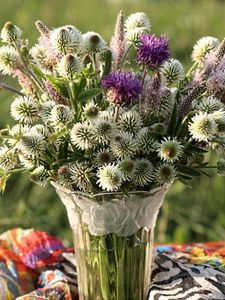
[[0, 0, 225, 245]]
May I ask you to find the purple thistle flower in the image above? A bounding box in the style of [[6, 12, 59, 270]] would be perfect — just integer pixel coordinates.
[[101, 71, 142, 106], [137, 34, 170, 68]]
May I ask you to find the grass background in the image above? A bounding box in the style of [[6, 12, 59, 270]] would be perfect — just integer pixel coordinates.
[[0, 0, 225, 245]]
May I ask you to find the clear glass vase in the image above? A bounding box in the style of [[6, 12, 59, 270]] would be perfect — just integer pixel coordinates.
[[52, 182, 168, 300]]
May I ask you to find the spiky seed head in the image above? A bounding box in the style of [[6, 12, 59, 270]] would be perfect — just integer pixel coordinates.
[[99, 110, 115, 123], [68, 162, 92, 191], [136, 127, 156, 155], [83, 101, 99, 120], [154, 164, 176, 186], [1, 22, 22, 43], [194, 96, 224, 113], [50, 25, 82, 54], [30, 44, 50, 73], [120, 111, 142, 134], [50, 104, 74, 127], [57, 54, 81, 80], [118, 159, 135, 180], [19, 133, 46, 157], [70, 122, 95, 150], [0, 146, 17, 172], [110, 131, 137, 159], [217, 159, 225, 176], [125, 12, 150, 31], [160, 58, 185, 85], [132, 158, 153, 187], [39, 101, 55, 122], [10, 96, 39, 124], [189, 112, 217, 142], [18, 153, 36, 169], [94, 120, 115, 145], [125, 27, 149, 44], [82, 31, 107, 53], [157, 137, 183, 162], [30, 124, 48, 138], [192, 36, 219, 63], [30, 166, 49, 186], [0, 45, 20, 75], [97, 163, 123, 192], [95, 149, 113, 165]]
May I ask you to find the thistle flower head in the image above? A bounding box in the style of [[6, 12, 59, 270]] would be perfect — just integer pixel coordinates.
[[194, 96, 224, 113], [82, 31, 107, 53], [50, 104, 74, 127], [189, 112, 217, 142], [95, 149, 113, 165], [157, 137, 183, 162], [137, 34, 170, 68], [217, 158, 225, 176], [154, 164, 176, 186], [94, 119, 115, 145], [192, 36, 219, 63], [125, 12, 151, 32], [120, 111, 142, 134], [117, 159, 134, 180], [19, 133, 46, 157], [132, 158, 153, 187], [110, 131, 137, 159], [10, 96, 39, 124], [50, 25, 82, 54], [97, 163, 123, 192], [83, 101, 99, 120], [39, 101, 55, 122], [101, 71, 142, 106], [0, 45, 20, 75], [136, 127, 156, 155], [1, 22, 22, 43], [30, 166, 49, 186], [57, 54, 81, 80], [70, 122, 95, 150], [0, 146, 17, 172], [160, 58, 185, 85], [68, 162, 92, 191]]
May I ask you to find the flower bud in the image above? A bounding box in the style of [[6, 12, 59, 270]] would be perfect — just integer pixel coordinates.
[[1, 21, 22, 43]]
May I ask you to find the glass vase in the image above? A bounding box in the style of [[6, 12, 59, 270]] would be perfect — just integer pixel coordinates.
[[52, 182, 168, 300]]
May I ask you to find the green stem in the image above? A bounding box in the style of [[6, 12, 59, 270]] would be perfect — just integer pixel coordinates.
[[119, 44, 132, 68]]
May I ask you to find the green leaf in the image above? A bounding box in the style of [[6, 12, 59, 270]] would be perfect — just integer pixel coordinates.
[[75, 77, 87, 99], [31, 63, 45, 80], [176, 164, 202, 176], [167, 101, 177, 136], [78, 88, 102, 102], [46, 75, 69, 98], [186, 143, 208, 153]]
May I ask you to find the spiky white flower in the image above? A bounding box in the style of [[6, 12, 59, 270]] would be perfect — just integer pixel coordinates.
[[120, 111, 142, 134], [117, 159, 135, 180], [0, 45, 20, 75], [125, 12, 151, 32], [83, 101, 99, 120], [97, 163, 123, 191], [40, 101, 55, 122], [70, 122, 95, 150], [69, 162, 92, 191], [50, 104, 74, 127], [18, 153, 36, 169], [19, 133, 46, 157], [217, 158, 225, 176], [194, 96, 224, 113], [157, 137, 184, 162], [132, 158, 153, 187], [30, 166, 49, 186], [30, 125, 48, 138], [95, 149, 113, 165], [136, 127, 156, 155], [30, 44, 50, 73], [10, 96, 39, 124], [57, 54, 81, 80], [9, 124, 30, 145], [82, 32, 107, 53], [50, 25, 82, 54], [189, 112, 217, 142], [110, 131, 137, 159], [125, 27, 149, 44], [0, 146, 17, 171], [192, 36, 219, 63], [94, 120, 115, 145], [160, 59, 185, 85], [99, 110, 115, 123], [1, 22, 22, 43], [154, 164, 176, 186]]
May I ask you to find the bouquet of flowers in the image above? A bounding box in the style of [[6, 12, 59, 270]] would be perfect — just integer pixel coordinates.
[[0, 11, 225, 300]]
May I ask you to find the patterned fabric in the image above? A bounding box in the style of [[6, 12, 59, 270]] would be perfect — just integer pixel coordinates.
[[0, 228, 224, 299]]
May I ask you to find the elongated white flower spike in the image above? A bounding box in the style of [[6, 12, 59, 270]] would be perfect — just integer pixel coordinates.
[[97, 163, 123, 192]]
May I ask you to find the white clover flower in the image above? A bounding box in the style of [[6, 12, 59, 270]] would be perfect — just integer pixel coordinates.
[[97, 163, 123, 191], [160, 59, 185, 85], [50, 25, 82, 54], [117, 159, 135, 180], [83, 101, 99, 120], [57, 54, 81, 80], [94, 120, 115, 145], [189, 112, 217, 142], [132, 158, 153, 187], [10, 96, 39, 124], [136, 127, 156, 155], [30, 166, 49, 186], [40, 101, 55, 122], [120, 111, 142, 134], [0, 45, 20, 75], [125, 27, 149, 44], [194, 96, 224, 113], [192, 36, 219, 63], [68, 162, 92, 191], [110, 131, 137, 159], [0, 146, 17, 172], [82, 32, 107, 53], [70, 122, 95, 150], [217, 158, 225, 176], [19, 133, 46, 157], [1, 22, 22, 43], [95, 149, 113, 165], [125, 12, 151, 32], [154, 164, 176, 186], [157, 137, 183, 162], [50, 104, 74, 127]]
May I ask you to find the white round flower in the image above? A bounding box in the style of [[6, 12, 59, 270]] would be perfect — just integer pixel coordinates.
[[192, 36, 219, 63], [120, 111, 142, 134], [136, 127, 156, 155], [157, 137, 184, 162], [110, 131, 137, 159], [50, 104, 74, 127], [30, 166, 49, 186], [0, 146, 17, 172], [125, 12, 151, 31], [94, 120, 115, 145], [95, 149, 113, 165], [57, 54, 81, 80], [194, 96, 224, 113], [70, 122, 95, 150], [10, 96, 39, 124], [18, 153, 36, 169], [160, 59, 185, 85], [83, 101, 99, 120], [125, 27, 148, 44], [132, 158, 153, 187], [30, 44, 50, 73], [97, 164, 123, 192], [1, 22, 22, 43], [40, 101, 55, 122], [68, 162, 92, 191], [19, 133, 46, 157], [82, 32, 107, 53], [0, 45, 20, 75], [154, 164, 176, 187]]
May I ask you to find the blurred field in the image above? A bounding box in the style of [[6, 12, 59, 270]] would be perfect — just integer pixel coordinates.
[[0, 0, 225, 245]]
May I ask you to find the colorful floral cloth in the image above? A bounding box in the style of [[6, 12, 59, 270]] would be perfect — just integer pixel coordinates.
[[0, 228, 224, 299]]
